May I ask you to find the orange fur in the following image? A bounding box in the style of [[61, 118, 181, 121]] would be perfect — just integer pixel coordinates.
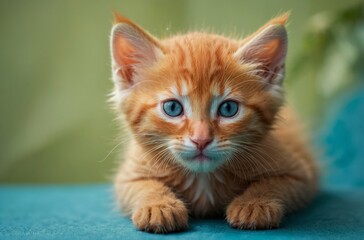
[[110, 13, 318, 233]]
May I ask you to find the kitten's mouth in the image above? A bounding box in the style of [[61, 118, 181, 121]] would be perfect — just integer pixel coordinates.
[[191, 153, 210, 162], [175, 149, 226, 172]]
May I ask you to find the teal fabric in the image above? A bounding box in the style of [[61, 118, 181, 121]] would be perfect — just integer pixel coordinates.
[[319, 87, 364, 188], [1, 88, 364, 239], [1, 185, 364, 240]]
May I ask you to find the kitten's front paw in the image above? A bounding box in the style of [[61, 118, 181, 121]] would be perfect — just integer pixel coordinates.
[[132, 198, 188, 233], [226, 198, 283, 230]]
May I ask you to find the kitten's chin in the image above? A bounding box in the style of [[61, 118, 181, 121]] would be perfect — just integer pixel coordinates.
[[174, 153, 226, 173]]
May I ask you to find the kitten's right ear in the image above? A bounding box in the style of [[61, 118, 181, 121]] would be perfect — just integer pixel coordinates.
[[110, 13, 164, 90], [234, 13, 289, 88]]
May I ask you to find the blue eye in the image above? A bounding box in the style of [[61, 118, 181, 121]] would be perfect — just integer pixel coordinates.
[[163, 100, 183, 117], [218, 100, 239, 117]]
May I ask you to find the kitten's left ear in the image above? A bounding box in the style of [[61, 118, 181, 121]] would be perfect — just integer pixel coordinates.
[[234, 13, 289, 87], [110, 13, 164, 90]]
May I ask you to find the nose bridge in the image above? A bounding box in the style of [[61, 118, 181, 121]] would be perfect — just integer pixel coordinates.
[[189, 120, 212, 140], [190, 89, 211, 120]]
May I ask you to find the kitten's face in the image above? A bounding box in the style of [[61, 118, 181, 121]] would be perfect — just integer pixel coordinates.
[[111, 15, 288, 172]]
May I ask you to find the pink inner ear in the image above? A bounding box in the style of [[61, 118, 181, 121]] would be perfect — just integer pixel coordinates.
[[260, 39, 280, 62], [113, 36, 139, 86], [256, 39, 286, 84], [252, 38, 284, 68], [236, 24, 287, 86]]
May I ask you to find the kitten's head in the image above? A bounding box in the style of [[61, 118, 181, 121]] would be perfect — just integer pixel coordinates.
[[110, 13, 288, 172]]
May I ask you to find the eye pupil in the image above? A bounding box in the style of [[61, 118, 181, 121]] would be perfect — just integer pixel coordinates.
[[218, 100, 238, 118], [171, 102, 176, 111]]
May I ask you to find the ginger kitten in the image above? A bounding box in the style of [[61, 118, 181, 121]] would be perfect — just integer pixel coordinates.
[[110, 13, 318, 233]]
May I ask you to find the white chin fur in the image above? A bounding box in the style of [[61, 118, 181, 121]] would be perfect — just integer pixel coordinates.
[[173, 151, 228, 173]]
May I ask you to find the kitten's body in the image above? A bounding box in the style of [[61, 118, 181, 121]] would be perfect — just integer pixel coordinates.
[[111, 14, 318, 233]]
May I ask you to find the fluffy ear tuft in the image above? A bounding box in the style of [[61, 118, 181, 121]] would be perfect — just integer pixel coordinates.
[[110, 13, 164, 90], [113, 11, 130, 25], [234, 13, 289, 88], [265, 12, 290, 26]]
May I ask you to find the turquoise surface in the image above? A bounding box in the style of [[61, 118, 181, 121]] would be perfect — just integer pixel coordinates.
[[1, 185, 364, 240]]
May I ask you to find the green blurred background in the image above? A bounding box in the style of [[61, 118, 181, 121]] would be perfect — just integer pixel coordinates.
[[1, 0, 363, 183]]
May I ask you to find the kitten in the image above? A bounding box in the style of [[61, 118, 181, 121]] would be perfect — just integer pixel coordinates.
[[110, 12, 318, 233]]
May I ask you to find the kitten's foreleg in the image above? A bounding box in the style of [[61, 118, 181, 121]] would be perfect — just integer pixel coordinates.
[[115, 179, 189, 233], [226, 174, 315, 230]]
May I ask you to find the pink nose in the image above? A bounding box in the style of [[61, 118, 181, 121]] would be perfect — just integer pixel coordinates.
[[190, 138, 212, 151]]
